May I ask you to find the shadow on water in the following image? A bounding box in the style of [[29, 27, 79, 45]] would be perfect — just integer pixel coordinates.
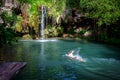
[[103, 45, 120, 60]]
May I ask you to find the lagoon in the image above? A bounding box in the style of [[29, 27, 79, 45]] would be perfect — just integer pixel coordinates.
[[0, 39, 120, 80]]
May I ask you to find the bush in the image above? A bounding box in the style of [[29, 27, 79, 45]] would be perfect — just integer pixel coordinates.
[[44, 25, 63, 38], [0, 11, 18, 47], [0, 25, 18, 46]]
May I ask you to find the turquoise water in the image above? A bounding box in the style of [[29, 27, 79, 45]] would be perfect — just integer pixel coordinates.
[[0, 39, 120, 80]]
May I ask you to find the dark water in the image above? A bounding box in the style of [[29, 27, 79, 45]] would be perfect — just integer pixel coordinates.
[[0, 39, 120, 80]]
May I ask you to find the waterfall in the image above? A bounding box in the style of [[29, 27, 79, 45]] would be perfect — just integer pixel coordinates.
[[40, 6, 46, 39]]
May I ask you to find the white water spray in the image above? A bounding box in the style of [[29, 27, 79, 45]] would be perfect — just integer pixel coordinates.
[[66, 48, 86, 62]]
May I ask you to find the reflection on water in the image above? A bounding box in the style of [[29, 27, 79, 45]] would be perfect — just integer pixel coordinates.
[[39, 42, 45, 69], [39, 42, 46, 79], [0, 39, 120, 80]]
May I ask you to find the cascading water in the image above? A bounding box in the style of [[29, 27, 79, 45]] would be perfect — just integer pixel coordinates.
[[40, 6, 46, 39]]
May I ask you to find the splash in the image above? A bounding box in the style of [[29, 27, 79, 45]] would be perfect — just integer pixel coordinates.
[[66, 48, 86, 62]]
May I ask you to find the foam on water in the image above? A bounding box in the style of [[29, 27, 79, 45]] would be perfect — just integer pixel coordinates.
[[36, 39, 58, 42], [20, 39, 58, 42]]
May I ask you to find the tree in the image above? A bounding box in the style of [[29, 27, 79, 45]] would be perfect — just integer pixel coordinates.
[[0, 11, 18, 46], [80, 0, 120, 43], [80, 0, 120, 26]]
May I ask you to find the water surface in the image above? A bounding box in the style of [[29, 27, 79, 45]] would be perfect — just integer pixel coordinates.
[[0, 39, 120, 80]]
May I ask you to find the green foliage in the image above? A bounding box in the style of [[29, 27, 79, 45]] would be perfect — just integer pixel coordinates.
[[98, 32, 108, 40], [12, 15, 22, 32], [79, 29, 86, 35], [0, 12, 18, 46], [44, 25, 63, 37], [18, 0, 66, 17], [0, 25, 18, 46], [80, 0, 120, 26], [17, 0, 29, 4], [0, 1, 2, 6], [1, 11, 17, 25], [66, 0, 80, 8], [16, 0, 66, 37]]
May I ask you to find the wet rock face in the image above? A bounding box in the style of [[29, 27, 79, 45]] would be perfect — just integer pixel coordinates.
[[0, 0, 21, 26], [63, 8, 84, 24], [1, 0, 16, 9], [0, 17, 3, 24], [0, 0, 19, 15], [59, 8, 94, 38], [60, 8, 86, 33], [68, 8, 85, 25]]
